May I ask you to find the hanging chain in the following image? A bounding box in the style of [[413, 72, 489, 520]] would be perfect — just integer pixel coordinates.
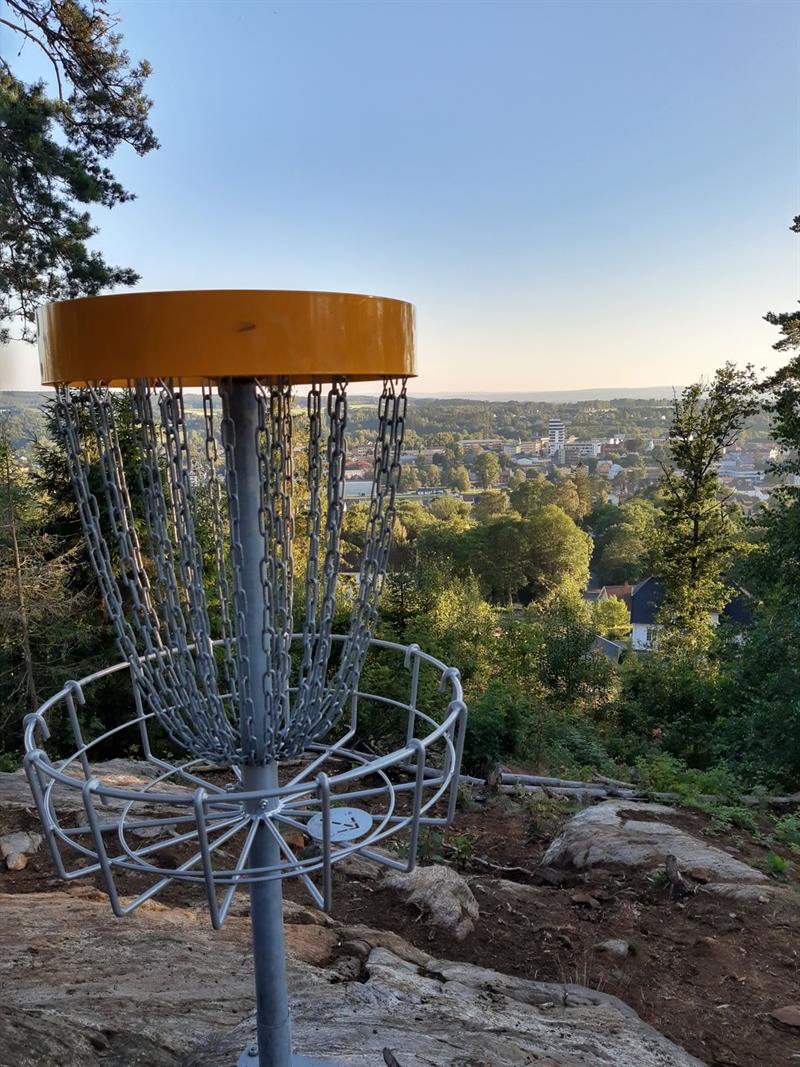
[[56, 376, 406, 765]]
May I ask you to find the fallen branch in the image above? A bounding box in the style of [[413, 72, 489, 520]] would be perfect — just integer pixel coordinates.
[[399, 764, 795, 811]]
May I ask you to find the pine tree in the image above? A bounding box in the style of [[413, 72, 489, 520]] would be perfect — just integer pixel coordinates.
[[0, 0, 158, 339]]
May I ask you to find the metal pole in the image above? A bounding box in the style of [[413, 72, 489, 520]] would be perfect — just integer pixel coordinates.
[[225, 380, 292, 1067]]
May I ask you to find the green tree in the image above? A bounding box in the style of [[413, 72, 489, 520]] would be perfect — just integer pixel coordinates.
[[762, 215, 800, 354], [427, 495, 471, 524], [474, 450, 500, 489], [655, 364, 758, 649], [573, 464, 592, 520], [750, 224, 800, 594], [553, 478, 581, 519], [473, 489, 508, 522], [595, 497, 658, 585], [469, 515, 529, 606], [530, 592, 617, 711], [525, 504, 591, 601], [1, 0, 158, 339], [400, 464, 421, 492], [426, 463, 441, 487], [510, 472, 551, 517], [714, 216, 800, 786], [0, 415, 106, 758], [592, 595, 630, 640], [450, 464, 471, 492]]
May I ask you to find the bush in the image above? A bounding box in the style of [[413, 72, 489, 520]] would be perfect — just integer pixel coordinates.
[[460, 685, 525, 776], [634, 752, 744, 803]]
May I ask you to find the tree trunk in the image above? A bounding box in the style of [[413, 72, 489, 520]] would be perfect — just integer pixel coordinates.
[[3, 445, 38, 709]]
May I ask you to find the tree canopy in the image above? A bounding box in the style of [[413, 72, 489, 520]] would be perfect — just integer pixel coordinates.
[[0, 0, 157, 340], [655, 363, 758, 647]]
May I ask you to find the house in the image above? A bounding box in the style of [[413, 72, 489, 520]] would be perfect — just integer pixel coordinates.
[[592, 636, 626, 663], [630, 577, 664, 650], [602, 581, 633, 612], [630, 577, 754, 650], [583, 581, 632, 612]]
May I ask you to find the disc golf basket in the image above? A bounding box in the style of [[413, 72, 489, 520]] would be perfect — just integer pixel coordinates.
[[22, 291, 467, 1066]]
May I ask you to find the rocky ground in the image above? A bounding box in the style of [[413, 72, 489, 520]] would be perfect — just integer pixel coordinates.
[[1, 763, 799, 1066]]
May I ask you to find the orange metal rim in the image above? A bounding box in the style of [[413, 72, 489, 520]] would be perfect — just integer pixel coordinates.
[[36, 290, 417, 386]]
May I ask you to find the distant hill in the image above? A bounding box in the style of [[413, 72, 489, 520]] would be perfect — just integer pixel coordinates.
[[413, 387, 681, 402]]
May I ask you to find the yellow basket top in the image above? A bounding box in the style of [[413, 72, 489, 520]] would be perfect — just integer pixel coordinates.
[[37, 290, 417, 386]]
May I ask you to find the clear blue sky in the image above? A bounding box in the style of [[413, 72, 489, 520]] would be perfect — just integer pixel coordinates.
[[3, 0, 799, 393]]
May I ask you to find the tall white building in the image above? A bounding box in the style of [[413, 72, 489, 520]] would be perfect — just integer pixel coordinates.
[[548, 419, 565, 456]]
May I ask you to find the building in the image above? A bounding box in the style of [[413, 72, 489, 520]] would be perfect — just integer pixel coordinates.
[[518, 438, 548, 454], [350, 443, 375, 459], [585, 582, 634, 611], [602, 581, 633, 611], [592, 636, 626, 663], [548, 419, 565, 457], [563, 440, 602, 464], [630, 577, 754, 650], [461, 438, 503, 451], [630, 577, 665, 650], [343, 480, 373, 501]]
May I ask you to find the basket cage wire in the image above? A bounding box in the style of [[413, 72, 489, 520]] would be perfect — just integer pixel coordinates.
[[23, 375, 467, 924]]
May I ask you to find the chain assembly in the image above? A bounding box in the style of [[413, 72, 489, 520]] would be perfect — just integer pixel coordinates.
[[55, 377, 407, 765]]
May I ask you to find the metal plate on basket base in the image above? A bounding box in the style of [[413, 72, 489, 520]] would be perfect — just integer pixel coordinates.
[[306, 806, 372, 843], [237, 1045, 343, 1066]]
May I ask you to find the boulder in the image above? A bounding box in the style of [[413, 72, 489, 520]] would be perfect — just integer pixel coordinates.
[[382, 863, 479, 940], [543, 799, 767, 884], [0, 830, 42, 871], [2, 889, 705, 1066]]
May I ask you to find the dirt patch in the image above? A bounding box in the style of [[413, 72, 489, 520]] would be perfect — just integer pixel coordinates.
[[323, 796, 800, 1067], [3, 790, 799, 1067]]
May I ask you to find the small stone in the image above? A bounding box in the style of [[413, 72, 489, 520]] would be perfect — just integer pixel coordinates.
[[5, 851, 28, 871], [596, 939, 630, 958], [770, 1005, 800, 1029], [571, 891, 601, 909]]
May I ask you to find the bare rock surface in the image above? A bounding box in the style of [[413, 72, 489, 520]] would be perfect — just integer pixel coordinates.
[[543, 799, 767, 884], [700, 882, 776, 902], [1, 890, 704, 1067], [189, 949, 706, 1067], [0, 759, 192, 815], [381, 863, 480, 940]]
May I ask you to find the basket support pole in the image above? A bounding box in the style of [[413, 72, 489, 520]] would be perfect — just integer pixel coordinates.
[[225, 380, 292, 1067]]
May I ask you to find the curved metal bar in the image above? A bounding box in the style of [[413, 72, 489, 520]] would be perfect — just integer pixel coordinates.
[[23, 638, 465, 915]]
